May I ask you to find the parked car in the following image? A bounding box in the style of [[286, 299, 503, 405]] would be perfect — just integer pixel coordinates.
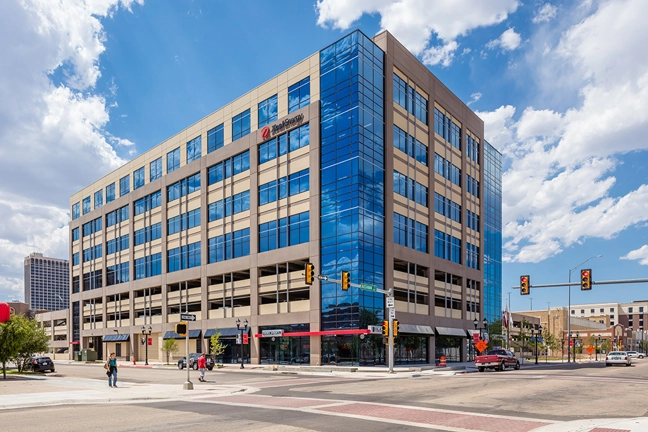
[[178, 353, 214, 371], [475, 349, 520, 372], [605, 351, 632, 366], [28, 356, 55, 373], [626, 351, 644, 359]]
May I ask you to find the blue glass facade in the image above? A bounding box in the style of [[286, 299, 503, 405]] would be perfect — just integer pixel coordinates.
[[483, 141, 502, 324], [319, 31, 385, 330]]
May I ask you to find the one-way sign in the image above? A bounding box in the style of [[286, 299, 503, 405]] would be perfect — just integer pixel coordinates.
[[180, 313, 196, 321]]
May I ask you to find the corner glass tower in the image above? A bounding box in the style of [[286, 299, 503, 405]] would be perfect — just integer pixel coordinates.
[[483, 141, 502, 324], [319, 31, 386, 337]]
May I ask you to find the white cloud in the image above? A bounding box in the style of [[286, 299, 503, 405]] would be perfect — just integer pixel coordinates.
[[467, 92, 482, 106], [621, 245, 648, 266], [486, 28, 522, 51], [532, 3, 558, 23], [0, 0, 143, 301], [316, 0, 519, 66]]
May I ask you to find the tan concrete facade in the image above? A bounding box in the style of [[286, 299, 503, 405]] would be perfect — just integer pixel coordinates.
[[66, 31, 486, 364]]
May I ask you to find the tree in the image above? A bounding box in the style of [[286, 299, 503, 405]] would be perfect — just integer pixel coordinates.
[[11, 314, 49, 372], [0, 315, 28, 379], [600, 339, 611, 354], [511, 319, 534, 357], [210, 330, 227, 362], [487, 319, 503, 350], [540, 328, 560, 359], [161, 338, 179, 365]]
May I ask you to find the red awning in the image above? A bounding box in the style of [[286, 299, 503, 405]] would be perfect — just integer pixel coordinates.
[[254, 329, 370, 338]]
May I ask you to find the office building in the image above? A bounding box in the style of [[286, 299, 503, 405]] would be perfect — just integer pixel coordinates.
[[24, 253, 69, 311], [482, 141, 502, 325], [68, 30, 491, 364]]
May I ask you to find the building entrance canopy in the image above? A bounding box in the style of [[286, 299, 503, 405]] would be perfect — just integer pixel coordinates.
[[436, 327, 468, 337]]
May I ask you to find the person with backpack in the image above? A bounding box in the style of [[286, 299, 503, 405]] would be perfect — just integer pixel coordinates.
[[105, 352, 118, 387], [198, 353, 207, 382]]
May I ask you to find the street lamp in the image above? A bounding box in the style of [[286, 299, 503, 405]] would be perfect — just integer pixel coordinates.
[[571, 331, 579, 362], [236, 318, 248, 369], [567, 255, 602, 363], [473, 317, 488, 338], [141, 325, 152, 365]]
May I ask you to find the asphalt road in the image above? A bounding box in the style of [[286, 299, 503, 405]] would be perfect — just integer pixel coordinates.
[[2, 359, 647, 431]]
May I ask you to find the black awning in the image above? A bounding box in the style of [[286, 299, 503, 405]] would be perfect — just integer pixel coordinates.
[[103, 334, 130, 342], [163, 330, 202, 340], [204, 327, 249, 338]]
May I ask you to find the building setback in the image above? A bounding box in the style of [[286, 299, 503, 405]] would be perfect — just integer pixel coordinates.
[[24, 253, 69, 312], [67, 30, 494, 365]]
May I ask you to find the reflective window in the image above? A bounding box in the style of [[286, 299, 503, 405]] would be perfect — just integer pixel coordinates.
[[259, 169, 309, 205], [134, 253, 162, 280], [259, 211, 309, 252], [133, 167, 145, 190], [119, 175, 130, 197], [434, 230, 461, 263], [434, 154, 461, 187], [150, 157, 162, 181], [82, 197, 91, 215], [134, 190, 161, 215], [288, 77, 310, 113], [106, 262, 129, 286], [208, 228, 251, 263], [466, 243, 479, 269], [259, 123, 309, 164], [167, 242, 201, 272], [394, 213, 428, 252], [167, 147, 180, 173], [72, 227, 79, 241], [106, 183, 115, 203], [186, 136, 202, 163], [207, 124, 224, 153], [466, 210, 480, 232], [232, 109, 250, 141], [167, 209, 201, 235], [208, 190, 250, 222], [167, 173, 200, 202], [94, 190, 103, 209], [434, 108, 461, 150], [434, 193, 461, 223], [467, 135, 480, 164], [393, 171, 427, 206], [207, 151, 250, 185], [258, 95, 278, 128], [393, 74, 427, 124], [71, 202, 80, 220], [466, 175, 480, 198], [134, 223, 162, 246], [106, 205, 129, 227], [393, 126, 427, 166]]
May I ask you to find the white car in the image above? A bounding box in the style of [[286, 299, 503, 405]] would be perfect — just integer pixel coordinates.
[[605, 351, 632, 366], [626, 351, 644, 359]]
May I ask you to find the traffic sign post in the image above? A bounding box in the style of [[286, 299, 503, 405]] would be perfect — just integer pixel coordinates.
[[180, 313, 196, 321]]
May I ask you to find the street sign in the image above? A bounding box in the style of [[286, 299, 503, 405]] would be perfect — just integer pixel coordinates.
[[243, 334, 249, 345], [369, 325, 382, 334], [261, 329, 283, 337], [180, 314, 196, 321], [473, 333, 479, 344], [236, 334, 242, 344], [475, 340, 488, 353], [360, 283, 377, 291], [386, 296, 395, 308], [389, 308, 396, 319], [147, 337, 152, 346], [317, 275, 329, 281]]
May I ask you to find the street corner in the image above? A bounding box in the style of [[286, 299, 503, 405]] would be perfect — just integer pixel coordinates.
[[532, 417, 648, 432]]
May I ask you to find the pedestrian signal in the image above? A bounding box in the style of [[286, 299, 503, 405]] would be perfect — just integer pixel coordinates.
[[520, 275, 530, 295], [581, 269, 592, 290], [175, 322, 187, 336], [305, 263, 314, 285]]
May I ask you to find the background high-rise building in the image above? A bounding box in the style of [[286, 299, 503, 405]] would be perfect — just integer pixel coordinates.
[[24, 253, 69, 311], [67, 31, 492, 364], [483, 141, 502, 325]]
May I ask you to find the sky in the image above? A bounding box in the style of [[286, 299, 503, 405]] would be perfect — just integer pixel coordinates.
[[1, 0, 648, 314]]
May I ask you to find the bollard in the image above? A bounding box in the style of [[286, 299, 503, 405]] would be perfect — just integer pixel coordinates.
[[440, 355, 447, 367]]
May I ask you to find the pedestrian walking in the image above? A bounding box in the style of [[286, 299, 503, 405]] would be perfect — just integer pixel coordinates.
[[198, 353, 207, 382], [105, 352, 118, 387]]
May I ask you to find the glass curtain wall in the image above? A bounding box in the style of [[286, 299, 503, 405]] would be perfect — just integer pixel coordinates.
[[319, 32, 386, 365], [483, 141, 502, 325]]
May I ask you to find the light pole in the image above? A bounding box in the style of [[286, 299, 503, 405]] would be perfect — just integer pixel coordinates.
[[535, 325, 543, 364], [567, 255, 602, 363], [473, 317, 488, 339], [236, 318, 248, 369], [571, 331, 579, 362], [141, 325, 152, 365]]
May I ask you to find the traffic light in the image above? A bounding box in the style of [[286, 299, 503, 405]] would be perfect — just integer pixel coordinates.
[[382, 320, 389, 337], [341, 271, 350, 291], [393, 320, 399, 337], [520, 275, 530, 295], [305, 263, 314, 285], [175, 322, 187, 336], [581, 269, 592, 290]]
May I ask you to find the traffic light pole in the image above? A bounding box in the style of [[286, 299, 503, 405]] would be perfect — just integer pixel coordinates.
[[183, 332, 193, 390], [388, 303, 394, 373]]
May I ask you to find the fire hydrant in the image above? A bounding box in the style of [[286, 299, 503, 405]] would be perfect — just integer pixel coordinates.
[[133, 357, 137, 365]]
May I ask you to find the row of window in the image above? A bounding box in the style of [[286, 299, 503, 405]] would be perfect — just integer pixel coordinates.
[[168, 209, 201, 235], [82, 218, 102, 237], [168, 173, 201, 202], [259, 211, 310, 252], [394, 213, 428, 253], [134, 191, 161, 216], [134, 223, 162, 246], [259, 169, 309, 205], [107, 263, 129, 286], [466, 210, 480, 232], [106, 235, 129, 255], [434, 108, 461, 150], [434, 154, 461, 186], [208, 191, 250, 222], [259, 123, 310, 164], [208, 228, 250, 263], [393, 171, 428, 207], [393, 74, 428, 124], [434, 193, 461, 223], [393, 126, 428, 166], [71, 78, 311, 221], [82, 245, 102, 262], [466, 175, 480, 198]]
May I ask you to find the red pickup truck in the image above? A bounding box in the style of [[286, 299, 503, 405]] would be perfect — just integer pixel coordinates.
[[475, 349, 520, 372]]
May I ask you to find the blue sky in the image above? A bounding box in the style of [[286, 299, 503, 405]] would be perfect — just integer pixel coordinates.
[[1, 0, 648, 314]]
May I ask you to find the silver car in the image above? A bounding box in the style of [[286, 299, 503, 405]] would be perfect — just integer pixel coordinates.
[[626, 351, 644, 359], [605, 351, 632, 366]]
